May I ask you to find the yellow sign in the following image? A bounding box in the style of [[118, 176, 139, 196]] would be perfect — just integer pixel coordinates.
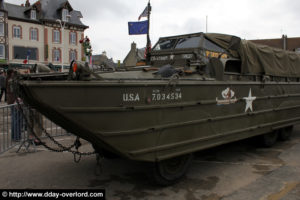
[[205, 51, 227, 59]]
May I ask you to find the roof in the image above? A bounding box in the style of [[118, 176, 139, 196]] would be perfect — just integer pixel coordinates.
[[4, 0, 88, 28], [4, 3, 30, 22], [137, 48, 146, 60], [250, 36, 300, 52]]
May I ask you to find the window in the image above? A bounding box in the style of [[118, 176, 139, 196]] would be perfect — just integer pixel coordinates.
[[62, 9, 69, 22], [175, 36, 201, 49], [30, 28, 38, 41], [70, 50, 76, 61], [0, 23, 4, 36], [13, 26, 21, 38], [53, 30, 60, 43], [0, 12, 4, 17], [153, 39, 177, 51], [53, 49, 61, 62], [0, 44, 5, 59], [70, 32, 76, 45], [31, 10, 37, 20], [203, 38, 225, 53], [13, 46, 38, 60]]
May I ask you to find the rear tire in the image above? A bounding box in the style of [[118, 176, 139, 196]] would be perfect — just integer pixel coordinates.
[[260, 130, 279, 147], [152, 154, 193, 186], [279, 126, 293, 141]]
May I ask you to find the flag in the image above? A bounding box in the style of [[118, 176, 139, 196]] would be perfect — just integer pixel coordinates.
[[138, 6, 149, 20], [144, 41, 152, 58], [23, 50, 31, 64], [128, 20, 149, 35]]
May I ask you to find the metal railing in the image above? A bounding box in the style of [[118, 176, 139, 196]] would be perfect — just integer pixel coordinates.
[[0, 103, 69, 155]]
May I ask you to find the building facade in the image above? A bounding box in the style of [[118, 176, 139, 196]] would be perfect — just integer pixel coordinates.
[[0, 0, 8, 67], [250, 35, 300, 53], [2, 0, 88, 69]]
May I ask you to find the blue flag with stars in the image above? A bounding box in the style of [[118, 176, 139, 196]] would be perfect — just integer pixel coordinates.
[[128, 20, 148, 35]]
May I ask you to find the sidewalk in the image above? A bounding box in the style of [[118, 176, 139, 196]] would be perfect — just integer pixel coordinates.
[[0, 128, 300, 200]]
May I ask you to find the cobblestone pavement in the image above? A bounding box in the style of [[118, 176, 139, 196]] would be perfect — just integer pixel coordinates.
[[0, 126, 300, 200]]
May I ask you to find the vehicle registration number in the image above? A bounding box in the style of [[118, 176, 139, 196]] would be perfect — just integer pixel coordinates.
[[152, 89, 182, 101]]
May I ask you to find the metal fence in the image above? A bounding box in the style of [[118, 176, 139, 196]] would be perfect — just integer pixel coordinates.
[[0, 103, 69, 155]]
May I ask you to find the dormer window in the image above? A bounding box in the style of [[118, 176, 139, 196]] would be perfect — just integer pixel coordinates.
[[62, 9, 69, 22], [31, 10, 37, 20]]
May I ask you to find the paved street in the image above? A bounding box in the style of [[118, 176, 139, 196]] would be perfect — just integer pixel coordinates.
[[0, 126, 300, 200]]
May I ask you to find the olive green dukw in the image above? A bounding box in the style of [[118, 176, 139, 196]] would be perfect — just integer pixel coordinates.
[[17, 32, 299, 185]]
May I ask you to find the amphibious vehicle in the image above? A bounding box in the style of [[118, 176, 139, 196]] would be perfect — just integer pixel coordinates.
[[16, 32, 300, 185]]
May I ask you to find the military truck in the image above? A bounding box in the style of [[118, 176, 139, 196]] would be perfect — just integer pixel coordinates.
[[16, 32, 300, 185]]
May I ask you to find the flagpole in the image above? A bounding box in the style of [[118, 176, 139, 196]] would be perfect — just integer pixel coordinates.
[[146, 0, 151, 62]]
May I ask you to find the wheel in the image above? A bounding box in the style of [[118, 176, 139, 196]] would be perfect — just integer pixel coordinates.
[[152, 154, 193, 186], [260, 130, 279, 147], [279, 126, 293, 141]]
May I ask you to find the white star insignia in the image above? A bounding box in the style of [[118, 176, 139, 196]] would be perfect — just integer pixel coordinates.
[[243, 89, 256, 112]]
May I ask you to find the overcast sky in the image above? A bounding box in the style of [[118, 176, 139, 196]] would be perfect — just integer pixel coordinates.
[[7, 0, 300, 61]]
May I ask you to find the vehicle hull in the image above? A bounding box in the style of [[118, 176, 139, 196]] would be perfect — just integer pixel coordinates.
[[18, 79, 300, 162]]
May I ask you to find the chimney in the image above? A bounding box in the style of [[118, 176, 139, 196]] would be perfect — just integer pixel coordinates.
[[25, 0, 30, 7], [282, 34, 287, 50], [131, 42, 136, 51]]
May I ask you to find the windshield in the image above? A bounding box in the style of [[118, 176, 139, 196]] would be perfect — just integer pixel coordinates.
[[203, 38, 225, 52], [175, 36, 201, 49], [153, 39, 177, 51]]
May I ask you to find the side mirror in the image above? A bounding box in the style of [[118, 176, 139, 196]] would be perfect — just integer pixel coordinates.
[[228, 36, 241, 51]]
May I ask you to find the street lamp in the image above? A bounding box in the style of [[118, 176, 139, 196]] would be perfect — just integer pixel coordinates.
[[56, 15, 71, 72]]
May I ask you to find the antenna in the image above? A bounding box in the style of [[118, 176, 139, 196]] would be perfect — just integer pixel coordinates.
[[206, 15, 208, 33]]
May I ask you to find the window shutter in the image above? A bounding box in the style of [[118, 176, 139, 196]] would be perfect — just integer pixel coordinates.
[[20, 26, 22, 39]]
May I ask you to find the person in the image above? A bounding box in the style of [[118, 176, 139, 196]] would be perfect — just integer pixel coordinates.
[[28, 108, 44, 145], [25, 66, 45, 145], [6, 69, 22, 141], [0, 70, 6, 102]]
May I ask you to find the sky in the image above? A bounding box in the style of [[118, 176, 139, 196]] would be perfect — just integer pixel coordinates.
[[6, 0, 300, 62]]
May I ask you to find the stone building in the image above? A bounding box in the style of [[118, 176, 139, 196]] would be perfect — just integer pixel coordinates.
[[123, 42, 146, 67], [92, 51, 116, 70]]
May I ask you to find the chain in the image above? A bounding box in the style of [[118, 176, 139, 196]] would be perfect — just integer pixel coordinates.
[[13, 78, 96, 158]]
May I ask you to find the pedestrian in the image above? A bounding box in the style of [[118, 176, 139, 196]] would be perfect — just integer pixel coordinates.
[[0, 70, 6, 102], [6, 69, 22, 141], [28, 108, 44, 145], [27, 65, 45, 145]]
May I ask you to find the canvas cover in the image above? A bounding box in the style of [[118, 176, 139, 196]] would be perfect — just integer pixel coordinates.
[[205, 33, 300, 77]]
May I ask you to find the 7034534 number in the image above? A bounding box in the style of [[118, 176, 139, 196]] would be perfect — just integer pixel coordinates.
[[152, 92, 182, 101]]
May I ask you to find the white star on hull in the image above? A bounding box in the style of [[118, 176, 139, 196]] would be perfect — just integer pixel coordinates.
[[243, 89, 256, 112]]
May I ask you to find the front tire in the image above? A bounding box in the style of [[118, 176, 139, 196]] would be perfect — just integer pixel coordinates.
[[152, 154, 193, 186]]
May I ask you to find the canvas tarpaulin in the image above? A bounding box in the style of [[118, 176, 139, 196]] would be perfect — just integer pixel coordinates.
[[205, 33, 300, 77]]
